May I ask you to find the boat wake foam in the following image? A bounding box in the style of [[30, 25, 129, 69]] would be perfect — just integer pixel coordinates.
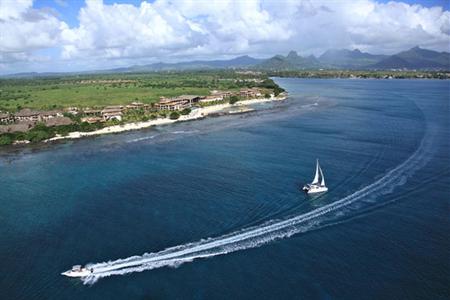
[[126, 135, 157, 143], [80, 127, 435, 285], [171, 130, 199, 134]]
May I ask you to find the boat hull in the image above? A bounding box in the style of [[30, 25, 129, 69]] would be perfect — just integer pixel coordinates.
[[61, 269, 92, 277], [302, 184, 328, 194]]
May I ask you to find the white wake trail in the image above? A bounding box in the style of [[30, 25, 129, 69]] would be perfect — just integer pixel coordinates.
[[80, 129, 434, 285], [126, 135, 157, 143]]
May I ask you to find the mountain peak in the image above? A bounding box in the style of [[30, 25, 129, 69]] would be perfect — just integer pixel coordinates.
[[286, 51, 299, 59], [372, 46, 449, 69]]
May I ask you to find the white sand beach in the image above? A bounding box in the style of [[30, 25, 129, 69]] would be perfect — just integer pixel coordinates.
[[48, 96, 286, 142]]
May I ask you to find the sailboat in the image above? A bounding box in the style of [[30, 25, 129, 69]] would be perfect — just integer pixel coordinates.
[[302, 159, 328, 194]]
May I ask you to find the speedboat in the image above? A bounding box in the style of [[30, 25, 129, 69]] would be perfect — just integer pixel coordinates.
[[302, 159, 328, 194], [61, 265, 93, 277]]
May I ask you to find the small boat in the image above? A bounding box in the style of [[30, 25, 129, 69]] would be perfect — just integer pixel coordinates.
[[61, 265, 93, 277], [302, 159, 328, 194]]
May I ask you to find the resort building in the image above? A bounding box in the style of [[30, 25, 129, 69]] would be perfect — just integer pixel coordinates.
[[0, 121, 35, 133], [155, 92, 238, 109], [199, 95, 224, 103], [14, 109, 41, 122], [83, 109, 101, 116], [65, 107, 79, 115], [39, 110, 63, 120], [81, 116, 103, 124], [102, 111, 123, 121], [125, 102, 145, 110], [0, 113, 12, 124], [101, 106, 124, 121], [176, 95, 202, 105], [211, 90, 233, 98], [44, 117, 73, 127], [0, 109, 67, 132], [155, 97, 193, 111], [239, 88, 262, 98], [155, 98, 189, 111], [13, 109, 63, 122]]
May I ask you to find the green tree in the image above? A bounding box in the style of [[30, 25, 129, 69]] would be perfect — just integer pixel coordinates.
[[229, 95, 239, 104], [274, 87, 284, 96], [0, 134, 13, 145], [180, 108, 191, 115], [169, 111, 180, 120], [26, 130, 52, 142]]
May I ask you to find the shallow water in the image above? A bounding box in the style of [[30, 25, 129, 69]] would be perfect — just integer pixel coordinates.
[[0, 78, 448, 299]]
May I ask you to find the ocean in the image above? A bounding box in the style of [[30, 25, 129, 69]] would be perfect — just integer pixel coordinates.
[[0, 78, 448, 299]]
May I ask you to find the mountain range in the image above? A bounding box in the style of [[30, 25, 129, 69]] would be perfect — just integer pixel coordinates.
[[370, 47, 450, 69], [109, 55, 263, 72], [256, 47, 449, 70], [2, 47, 449, 77], [113, 46, 449, 72]]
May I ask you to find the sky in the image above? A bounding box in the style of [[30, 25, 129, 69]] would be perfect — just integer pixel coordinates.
[[0, 0, 449, 74]]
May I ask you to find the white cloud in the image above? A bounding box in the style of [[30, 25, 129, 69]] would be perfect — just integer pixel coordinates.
[[59, 0, 292, 61], [339, 1, 450, 53], [0, 0, 449, 73], [248, 0, 450, 55], [0, 0, 32, 19], [60, 0, 201, 60], [0, 0, 67, 65]]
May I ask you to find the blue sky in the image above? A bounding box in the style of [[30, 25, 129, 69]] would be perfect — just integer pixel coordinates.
[[1, 0, 449, 74], [380, 0, 449, 9], [33, 0, 147, 27]]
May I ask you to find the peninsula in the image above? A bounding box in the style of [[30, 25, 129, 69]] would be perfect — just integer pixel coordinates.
[[0, 71, 285, 146]]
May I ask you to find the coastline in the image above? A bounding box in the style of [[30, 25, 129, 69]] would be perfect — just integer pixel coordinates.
[[47, 96, 286, 142]]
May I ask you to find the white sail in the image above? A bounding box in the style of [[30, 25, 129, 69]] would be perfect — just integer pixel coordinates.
[[312, 160, 320, 184], [319, 164, 325, 186], [312, 159, 320, 184]]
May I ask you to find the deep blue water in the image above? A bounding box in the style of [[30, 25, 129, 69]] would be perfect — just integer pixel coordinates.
[[0, 78, 448, 300]]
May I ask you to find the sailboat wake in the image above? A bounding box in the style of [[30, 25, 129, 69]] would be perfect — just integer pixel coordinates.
[[78, 128, 434, 285]]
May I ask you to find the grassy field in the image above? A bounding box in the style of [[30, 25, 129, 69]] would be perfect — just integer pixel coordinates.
[[0, 71, 268, 111]]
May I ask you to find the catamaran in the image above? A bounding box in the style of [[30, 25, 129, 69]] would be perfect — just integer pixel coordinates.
[[302, 159, 328, 194], [61, 265, 93, 277]]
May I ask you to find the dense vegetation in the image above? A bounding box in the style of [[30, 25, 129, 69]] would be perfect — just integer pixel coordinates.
[[258, 79, 285, 95], [0, 122, 105, 145], [169, 112, 180, 120], [229, 95, 239, 104]]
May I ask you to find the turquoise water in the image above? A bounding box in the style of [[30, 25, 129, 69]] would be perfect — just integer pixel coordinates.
[[0, 78, 448, 299]]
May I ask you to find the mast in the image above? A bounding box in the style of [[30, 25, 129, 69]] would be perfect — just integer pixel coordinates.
[[312, 159, 320, 184]]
